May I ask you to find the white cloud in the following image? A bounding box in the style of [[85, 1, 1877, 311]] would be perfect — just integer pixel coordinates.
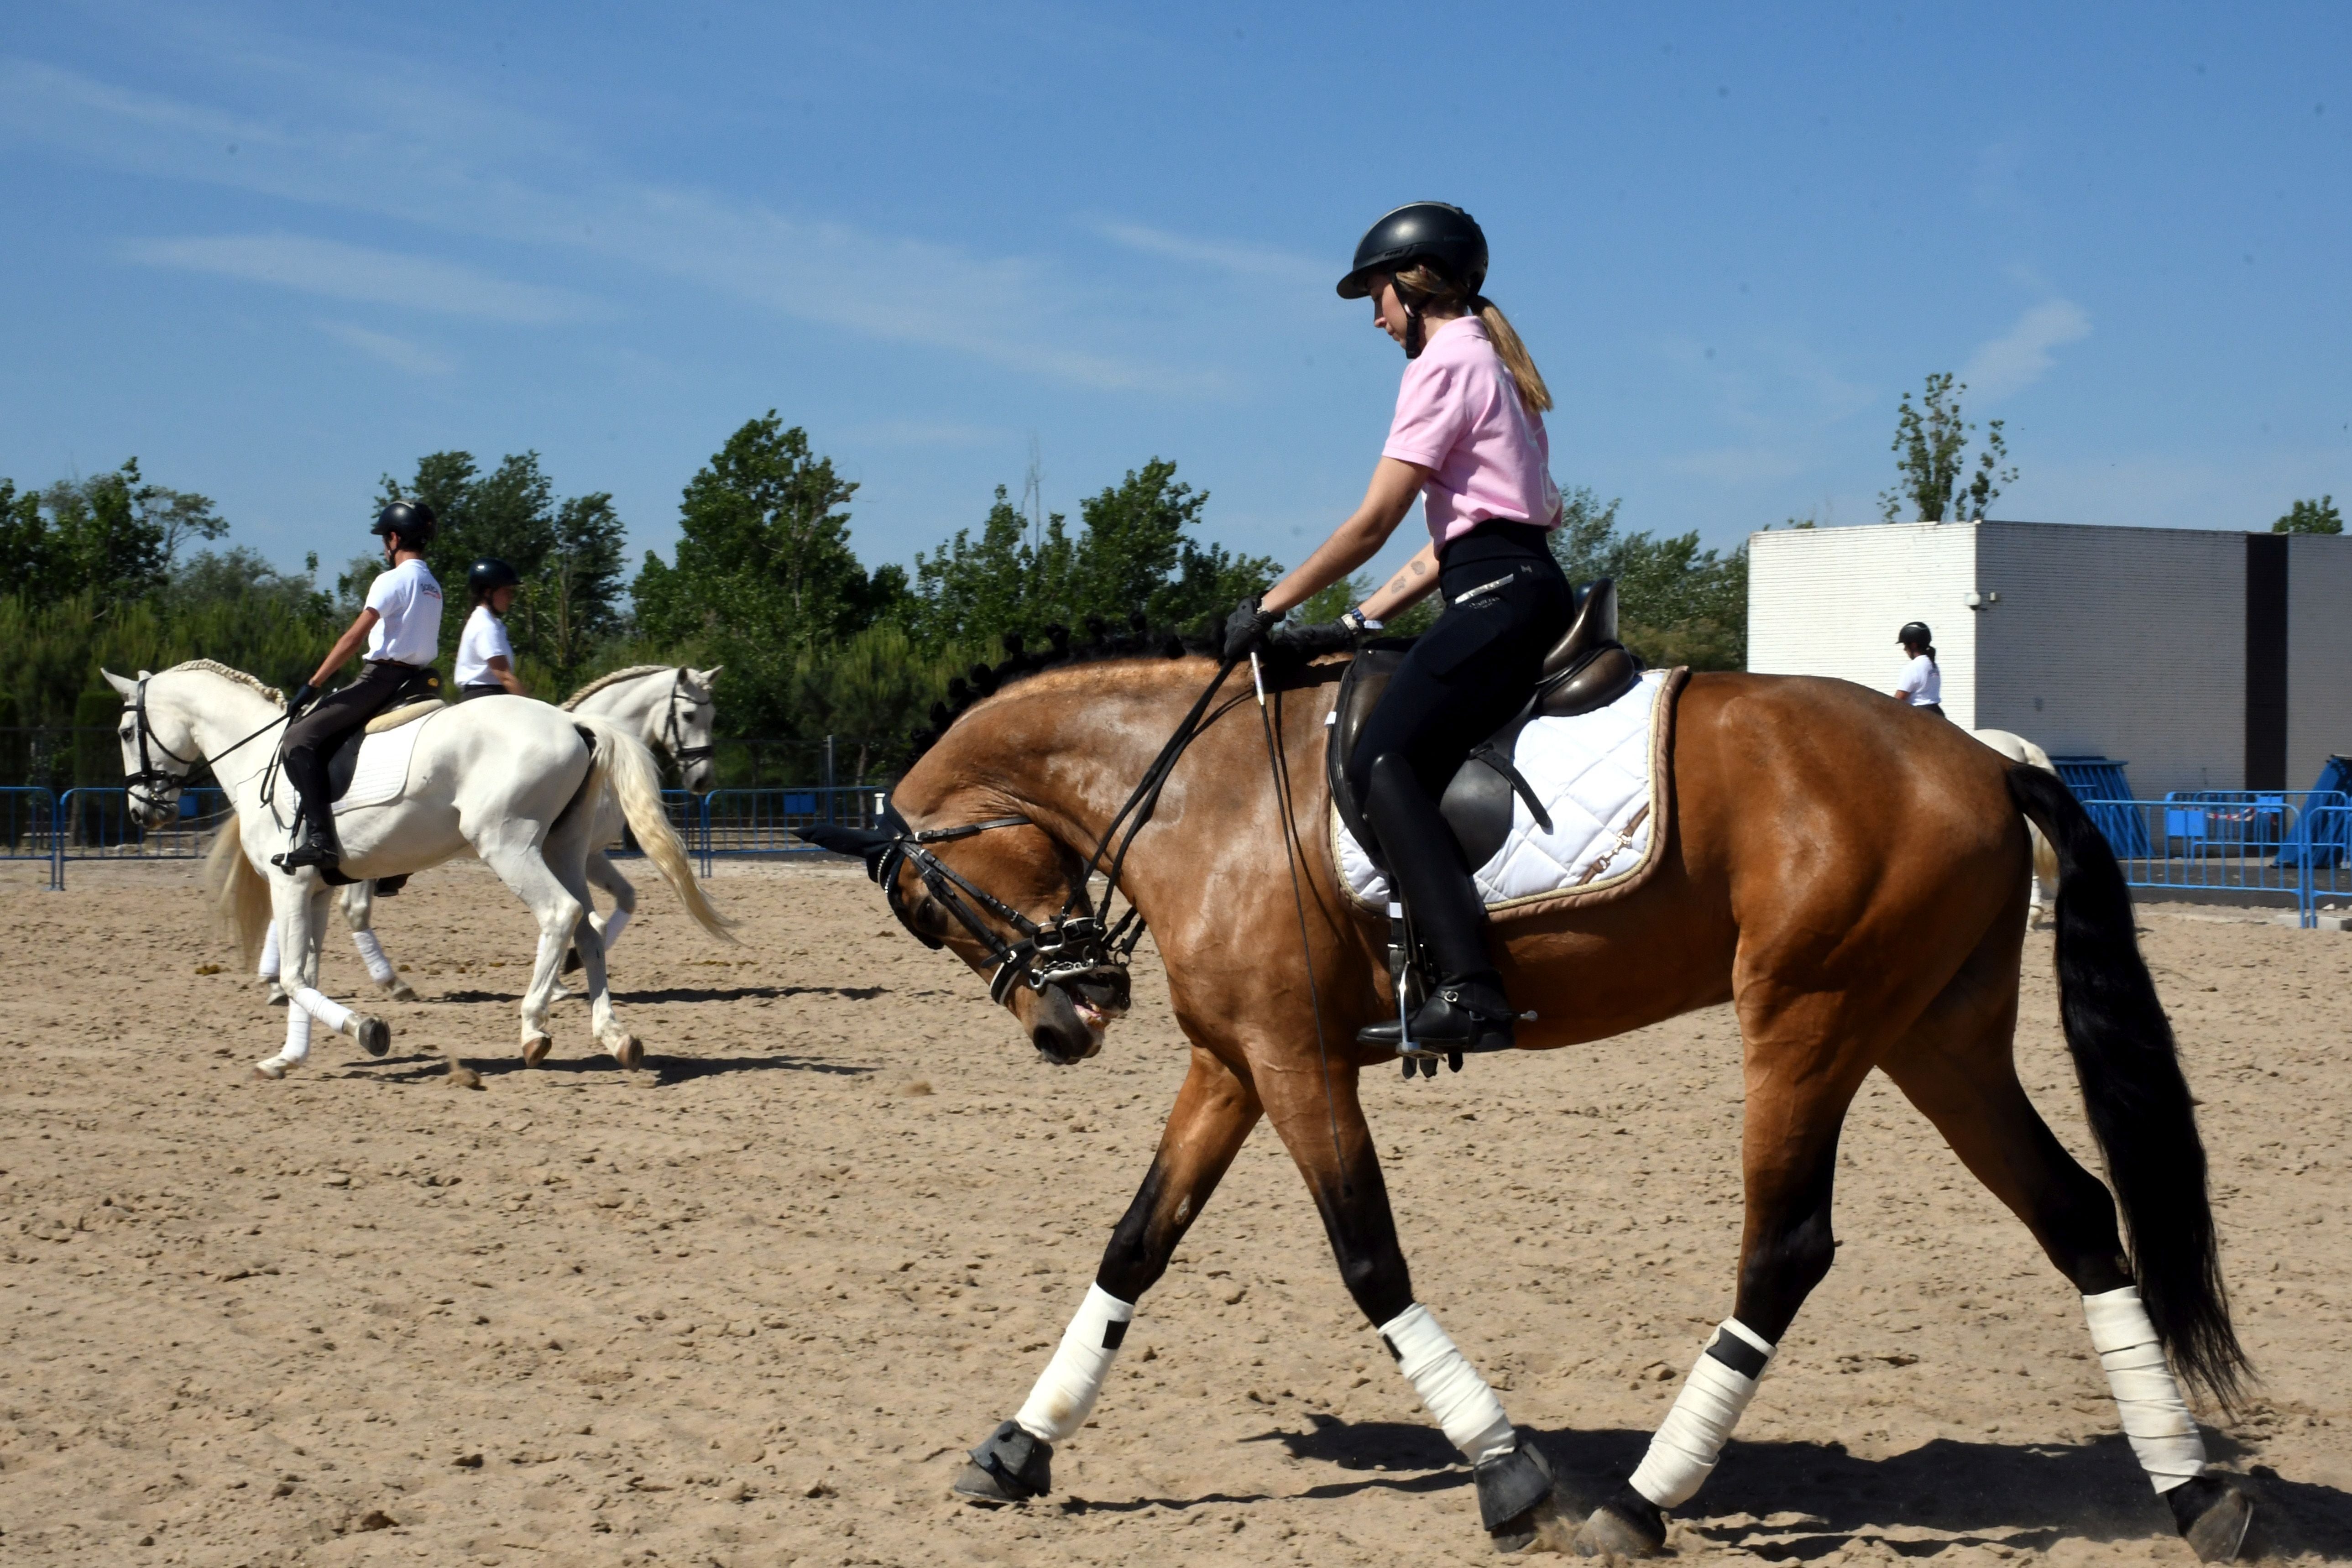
[[125, 233, 599, 322], [3, 53, 1223, 395], [1092, 220, 1325, 285], [313, 320, 453, 375], [1963, 299, 2092, 400]]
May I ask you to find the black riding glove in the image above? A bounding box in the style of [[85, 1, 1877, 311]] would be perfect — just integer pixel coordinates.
[[1222, 596, 1280, 663], [287, 681, 319, 716]]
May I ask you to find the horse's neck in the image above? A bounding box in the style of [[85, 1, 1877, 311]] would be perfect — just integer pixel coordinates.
[[170, 675, 286, 793], [578, 675, 665, 745]]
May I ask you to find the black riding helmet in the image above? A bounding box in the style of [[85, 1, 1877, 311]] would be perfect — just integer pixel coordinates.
[[468, 557, 522, 601], [1336, 202, 1489, 300], [371, 499, 438, 549], [1898, 621, 1934, 648]]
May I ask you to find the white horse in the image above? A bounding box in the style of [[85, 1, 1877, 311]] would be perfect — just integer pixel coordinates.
[[1971, 728, 2063, 924], [106, 660, 730, 1079], [246, 665, 721, 1003]]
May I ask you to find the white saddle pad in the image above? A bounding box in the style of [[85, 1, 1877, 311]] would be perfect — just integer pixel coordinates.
[[332, 711, 435, 814], [1334, 669, 1673, 913]]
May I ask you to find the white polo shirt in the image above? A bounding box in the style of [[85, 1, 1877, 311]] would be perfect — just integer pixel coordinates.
[[454, 605, 515, 688], [363, 558, 444, 665], [1897, 653, 1942, 706]]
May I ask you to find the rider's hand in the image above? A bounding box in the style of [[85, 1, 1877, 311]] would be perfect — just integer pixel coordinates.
[[287, 681, 319, 716], [1222, 595, 1280, 663]]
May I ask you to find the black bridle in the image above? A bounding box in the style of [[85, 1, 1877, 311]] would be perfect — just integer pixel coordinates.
[[660, 668, 716, 776], [871, 653, 1252, 1008]]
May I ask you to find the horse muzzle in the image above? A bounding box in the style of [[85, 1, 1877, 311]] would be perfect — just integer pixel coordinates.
[[1024, 977, 1126, 1066]]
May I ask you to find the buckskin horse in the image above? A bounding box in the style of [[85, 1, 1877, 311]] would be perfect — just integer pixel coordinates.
[[807, 620, 2253, 1561]]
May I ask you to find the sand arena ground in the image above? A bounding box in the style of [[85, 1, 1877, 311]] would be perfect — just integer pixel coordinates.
[[0, 856, 2346, 1568]]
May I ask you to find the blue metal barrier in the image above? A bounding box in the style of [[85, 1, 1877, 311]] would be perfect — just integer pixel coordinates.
[[699, 786, 893, 871], [2086, 796, 2352, 927], [0, 788, 58, 888], [2305, 807, 2352, 923], [51, 787, 233, 889], [2054, 758, 2151, 857]]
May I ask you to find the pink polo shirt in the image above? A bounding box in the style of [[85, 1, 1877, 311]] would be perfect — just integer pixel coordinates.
[[1381, 315, 1561, 547]]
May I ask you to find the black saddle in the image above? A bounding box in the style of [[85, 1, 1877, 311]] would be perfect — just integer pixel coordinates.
[[1327, 579, 1642, 874], [321, 667, 443, 804]]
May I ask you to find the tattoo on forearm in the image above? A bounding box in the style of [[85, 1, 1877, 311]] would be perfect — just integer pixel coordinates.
[[1410, 559, 1428, 575]]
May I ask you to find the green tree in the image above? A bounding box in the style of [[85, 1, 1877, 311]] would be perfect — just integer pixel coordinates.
[[1549, 486, 1749, 670], [372, 450, 630, 687], [1878, 372, 2015, 523], [906, 457, 1275, 651], [2274, 495, 2342, 534], [0, 460, 226, 600]]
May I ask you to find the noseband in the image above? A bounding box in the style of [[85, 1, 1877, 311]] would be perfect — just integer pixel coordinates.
[[661, 669, 716, 773]]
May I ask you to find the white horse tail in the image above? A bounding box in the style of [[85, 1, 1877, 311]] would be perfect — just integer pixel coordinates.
[[202, 811, 274, 969], [573, 714, 734, 942]]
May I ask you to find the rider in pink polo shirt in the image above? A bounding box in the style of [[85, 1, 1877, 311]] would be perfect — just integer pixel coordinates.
[[1224, 202, 1571, 1057]]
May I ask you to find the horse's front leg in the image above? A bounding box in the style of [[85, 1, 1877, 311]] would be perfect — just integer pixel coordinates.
[[255, 880, 390, 1075], [952, 1045, 1261, 1505], [1263, 1061, 1570, 1554]]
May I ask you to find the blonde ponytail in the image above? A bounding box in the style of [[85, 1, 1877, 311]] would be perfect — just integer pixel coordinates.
[[1392, 263, 1552, 414]]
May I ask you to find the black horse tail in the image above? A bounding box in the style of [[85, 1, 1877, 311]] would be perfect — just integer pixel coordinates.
[[2007, 764, 2249, 1407]]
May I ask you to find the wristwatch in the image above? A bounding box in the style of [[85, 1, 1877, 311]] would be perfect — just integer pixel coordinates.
[[1339, 606, 1384, 635]]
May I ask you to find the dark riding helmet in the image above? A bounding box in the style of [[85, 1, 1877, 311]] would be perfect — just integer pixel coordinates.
[[1898, 621, 1934, 648], [1336, 202, 1489, 300], [371, 499, 438, 548], [468, 557, 522, 598]]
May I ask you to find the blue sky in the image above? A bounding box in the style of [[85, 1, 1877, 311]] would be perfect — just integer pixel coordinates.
[[4, 2, 2346, 593]]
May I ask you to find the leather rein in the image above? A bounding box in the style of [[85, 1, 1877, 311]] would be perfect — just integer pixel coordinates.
[[876, 653, 1251, 1008]]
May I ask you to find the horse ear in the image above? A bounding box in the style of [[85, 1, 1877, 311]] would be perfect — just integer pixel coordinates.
[[102, 669, 137, 697], [695, 665, 722, 685]]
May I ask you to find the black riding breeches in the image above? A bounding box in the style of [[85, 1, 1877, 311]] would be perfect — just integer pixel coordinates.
[[460, 683, 505, 702], [1346, 522, 1572, 983], [281, 659, 426, 821]]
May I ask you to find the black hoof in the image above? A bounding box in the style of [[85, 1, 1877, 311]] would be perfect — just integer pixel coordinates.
[[1476, 1443, 1567, 1552], [2170, 1474, 2254, 1563], [1573, 1485, 1667, 1558], [952, 1419, 1051, 1505], [356, 1016, 391, 1057]]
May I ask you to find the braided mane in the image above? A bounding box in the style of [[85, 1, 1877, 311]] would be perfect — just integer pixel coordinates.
[[166, 659, 286, 709], [562, 664, 678, 711], [904, 616, 1230, 764]]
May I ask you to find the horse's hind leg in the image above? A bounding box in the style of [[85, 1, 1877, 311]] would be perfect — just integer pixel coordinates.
[[953, 1048, 1260, 1507], [339, 880, 417, 1001], [1578, 1004, 1877, 1558], [1880, 982, 2250, 1558], [563, 848, 635, 979], [473, 829, 587, 1069]]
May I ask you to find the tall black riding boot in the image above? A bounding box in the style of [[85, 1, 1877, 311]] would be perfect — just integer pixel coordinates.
[[1354, 751, 1518, 1054], [271, 805, 342, 872]]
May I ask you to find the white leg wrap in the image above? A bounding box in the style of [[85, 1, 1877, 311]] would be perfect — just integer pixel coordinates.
[[597, 907, 630, 951], [2084, 1287, 2206, 1493], [277, 1007, 313, 1064], [292, 986, 355, 1036], [350, 929, 395, 985], [1378, 1303, 1517, 1464], [259, 922, 280, 982], [1629, 1318, 1777, 1509], [1013, 1284, 1134, 1442]]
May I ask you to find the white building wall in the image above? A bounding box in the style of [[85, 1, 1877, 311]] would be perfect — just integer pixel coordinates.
[[1748, 524, 1980, 726], [1974, 523, 2245, 799], [2287, 534, 2352, 790]]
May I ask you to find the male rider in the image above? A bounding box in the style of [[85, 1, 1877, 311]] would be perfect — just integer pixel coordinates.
[[272, 501, 444, 872]]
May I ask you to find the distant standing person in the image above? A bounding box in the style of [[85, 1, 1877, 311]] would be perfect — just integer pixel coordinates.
[[455, 559, 528, 701], [1893, 621, 1943, 716]]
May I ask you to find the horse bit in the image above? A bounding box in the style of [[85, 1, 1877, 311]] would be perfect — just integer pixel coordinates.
[[877, 816, 1140, 1009]]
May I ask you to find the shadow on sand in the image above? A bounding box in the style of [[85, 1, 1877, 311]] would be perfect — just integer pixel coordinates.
[[429, 983, 889, 1006], [1237, 1415, 2352, 1559], [327, 1049, 874, 1086]]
